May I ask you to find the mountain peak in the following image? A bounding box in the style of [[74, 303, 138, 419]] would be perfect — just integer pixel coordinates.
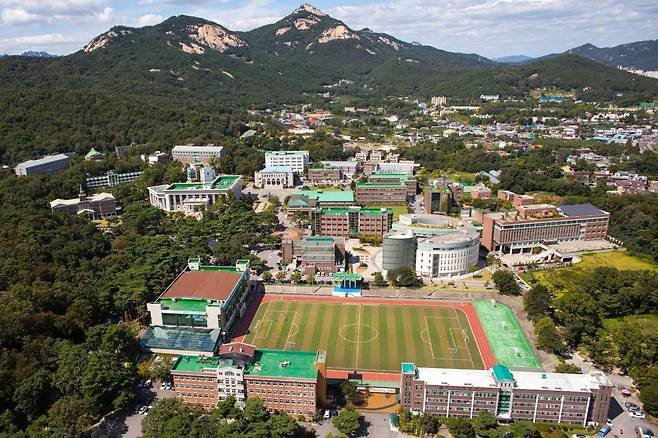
[[294, 4, 327, 17]]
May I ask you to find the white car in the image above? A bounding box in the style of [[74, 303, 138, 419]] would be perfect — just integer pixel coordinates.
[[160, 381, 167, 390], [323, 410, 331, 420], [629, 411, 646, 419], [572, 434, 587, 438], [138, 405, 147, 415], [606, 418, 614, 427]]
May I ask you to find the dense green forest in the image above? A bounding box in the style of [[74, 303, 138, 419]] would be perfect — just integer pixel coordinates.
[[0, 159, 280, 435]]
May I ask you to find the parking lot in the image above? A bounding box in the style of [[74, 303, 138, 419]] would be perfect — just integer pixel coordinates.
[[111, 380, 177, 438]]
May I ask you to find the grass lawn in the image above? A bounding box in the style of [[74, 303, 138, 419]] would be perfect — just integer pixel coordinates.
[[242, 299, 484, 373], [520, 251, 657, 292]]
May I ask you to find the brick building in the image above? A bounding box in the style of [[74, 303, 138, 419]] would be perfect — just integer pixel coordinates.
[[307, 167, 343, 183], [171, 355, 222, 409], [314, 207, 393, 239], [401, 363, 612, 426], [367, 173, 417, 197], [170, 347, 326, 417], [481, 204, 610, 254], [355, 182, 409, 204]]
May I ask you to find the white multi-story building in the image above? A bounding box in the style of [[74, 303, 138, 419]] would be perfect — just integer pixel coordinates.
[[147, 175, 241, 215], [254, 166, 294, 189], [172, 145, 224, 165], [265, 151, 309, 174], [415, 231, 480, 278]]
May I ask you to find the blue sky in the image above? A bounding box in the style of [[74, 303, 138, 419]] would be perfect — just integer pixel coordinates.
[[0, 0, 656, 58]]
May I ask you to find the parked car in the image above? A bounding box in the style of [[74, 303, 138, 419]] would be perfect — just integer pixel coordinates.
[[144, 379, 152, 387], [138, 405, 147, 415], [629, 411, 646, 419], [606, 418, 614, 427], [572, 434, 587, 438], [625, 402, 640, 410], [598, 427, 611, 437], [160, 381, 167, 390], [621, 388, 632, 397], [165, 381, 172, 391], [323, 410, 331, 420]]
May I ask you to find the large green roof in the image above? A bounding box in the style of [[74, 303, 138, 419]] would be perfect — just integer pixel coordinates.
[[368, 172, 414, 182], [172, 355, 230, 373], [244, 349, 318, 380], [211, 175, 240, 189], [298, 190, 354, 203]]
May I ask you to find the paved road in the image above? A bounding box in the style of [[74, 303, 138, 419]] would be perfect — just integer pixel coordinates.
[[119, 382, 177, 438]]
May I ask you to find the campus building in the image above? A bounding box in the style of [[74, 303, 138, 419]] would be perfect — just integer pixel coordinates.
[[366, 172, 417, 197], [320, 161, 359, 178], [50, 190, 117, 219], [382, 231, 417, 271], [415, 230, 480, 278], [287, 190, 355, 212], [254, 166, 295, 189], [243, 349, 324, 417], [14, 153, 70, 176], [481, 204, 610, 254], [141, 259, 253, 355], [170, 346, 325, 417], [265, 151, 309, 174], [147, 175, 242, 215], [307, 167, 343, 183], [281, 236, 346, 274], [85, 170, 143, 189], [423, 179, 462, 214], [314, 207, 393, 239], [355, 181, 409, 205], [172, 144, 225, 165], [401, 363, 612, 426]]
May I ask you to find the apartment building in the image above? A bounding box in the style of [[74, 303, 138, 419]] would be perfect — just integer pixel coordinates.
[[147, 175, 242, 215], [281, 236, 345, 274], [401, 363, 612, 426], [15, 153, 70, 176], [265, 151, 309, 174], [314, 207, 393, 239], [50, 191, 117, 219], [141, 259, 253, 355], [172, 144, 224, 165], [481, 203, 610, 253]]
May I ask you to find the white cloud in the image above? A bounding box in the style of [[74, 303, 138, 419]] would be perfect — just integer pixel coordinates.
[[1, 7, 46, 24], [0, 32, 83, 52], [137, 13, 163, 27], [0, 0, 109, 25], [328, 0, 658, 57]]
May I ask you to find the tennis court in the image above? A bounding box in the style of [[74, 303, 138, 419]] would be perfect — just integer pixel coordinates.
[[473, 300, 541, 369]]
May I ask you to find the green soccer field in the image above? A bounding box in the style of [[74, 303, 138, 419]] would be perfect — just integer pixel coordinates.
[[242, 299, 484, 373]]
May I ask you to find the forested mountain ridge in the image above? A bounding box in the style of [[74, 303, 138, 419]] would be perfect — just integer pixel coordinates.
[[566, 40, 658, 70], [0, 4, 657, 164], [0, 4, 655, 108]]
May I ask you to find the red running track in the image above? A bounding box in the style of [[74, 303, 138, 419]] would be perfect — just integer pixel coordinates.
[[231, 294, 497, 381]]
